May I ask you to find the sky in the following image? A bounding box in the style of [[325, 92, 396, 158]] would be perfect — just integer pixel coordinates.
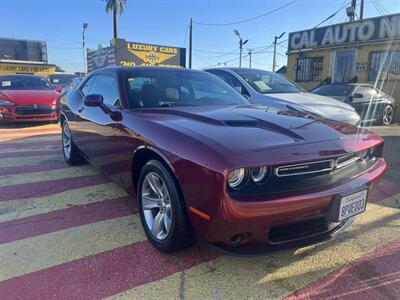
[[0, 0, 399, 73]]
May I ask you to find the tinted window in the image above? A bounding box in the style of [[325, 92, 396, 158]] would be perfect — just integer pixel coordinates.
[[48, 74, 77, 85], [208, 70, 249, 96], [312, 85, 354, 97], [125, 69, 248, 108], [234, 69, 303, 94], [0, 75, 54, 90], [87, 75, 120, 107], [356, 86, 377, 98]]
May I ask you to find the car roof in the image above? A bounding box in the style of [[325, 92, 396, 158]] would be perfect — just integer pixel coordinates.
[[204, 67, 272, 73], [0, 74, 45, 79]]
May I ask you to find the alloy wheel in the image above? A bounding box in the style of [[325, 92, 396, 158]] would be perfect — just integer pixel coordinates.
[[383, 105, 394, 126], [62, 122, 72, 159], [141, 172, 172, 240]]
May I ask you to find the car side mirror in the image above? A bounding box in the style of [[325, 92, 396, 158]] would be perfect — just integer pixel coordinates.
[[84, 94, 103, 107], [353, 93, 363, 99], [56, 85, 63, 92], [347, 95, 354, 103]]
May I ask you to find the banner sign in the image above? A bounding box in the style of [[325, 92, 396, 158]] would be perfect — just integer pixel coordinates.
[[0, 63, 56, 74], [87, 39, 186, 72], [288, 13, 400, 52]]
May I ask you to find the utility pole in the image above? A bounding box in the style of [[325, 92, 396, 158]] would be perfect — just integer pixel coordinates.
[[248, 49, 253, 68], [272, 32, 285, 72], [234, 30, 248, 68], [82, 23, 88, 75], [189, 18, 193, 69], [360, 0, 364, 20]]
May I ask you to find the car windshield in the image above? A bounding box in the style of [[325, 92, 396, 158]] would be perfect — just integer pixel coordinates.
[[234, 69, 303, 94], [125, 69, 249, 108], [0, 75, 54, 90], [48, 74, 77, 85], [312, 85, 354, 97]]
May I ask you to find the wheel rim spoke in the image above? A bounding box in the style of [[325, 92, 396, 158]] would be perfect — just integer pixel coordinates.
[[142, 194, 159, 210], [151, 212, 164, 239]]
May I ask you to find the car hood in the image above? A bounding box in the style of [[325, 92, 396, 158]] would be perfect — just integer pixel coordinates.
[[264, 92, 356, 118], [0, 90, 58, 105], [137, 105, 364, 155]]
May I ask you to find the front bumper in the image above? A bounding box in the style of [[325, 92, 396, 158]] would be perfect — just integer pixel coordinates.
[[0, 105, 58, 122], [200, 158, 387, 252]]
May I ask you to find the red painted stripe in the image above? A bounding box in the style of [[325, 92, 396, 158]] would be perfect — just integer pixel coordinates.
[[0, 196, 136, 244], [0, 140, 59, 149], [284, 239, 400, 300], [0, 149, 60, 159], [0, 241, 219, 300], [0, 162, 67, 176], [0, 175, 109, 202]]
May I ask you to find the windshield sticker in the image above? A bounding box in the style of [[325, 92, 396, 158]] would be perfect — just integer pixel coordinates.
[[53, 79, 59, 83], [253, 80, 271, 92], [1, 81, 11, 87]]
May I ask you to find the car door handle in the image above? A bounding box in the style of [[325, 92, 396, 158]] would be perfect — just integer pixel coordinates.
[[78, 107, 84, 113]]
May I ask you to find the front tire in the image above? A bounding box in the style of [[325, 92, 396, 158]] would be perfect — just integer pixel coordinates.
[[61, 121, 85, 165], [138, 160, 194, 252], [382, 105, 394, 126]]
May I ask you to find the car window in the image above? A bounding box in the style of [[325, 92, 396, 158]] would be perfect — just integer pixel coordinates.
[[125, 69, 248, 108], [233, 69, 303, 94], [207, 70, 249, 97], [356, 86, 377, 98], [312, 85, 354, 97], [83, 75, 120, 107], [0, 75, 54, 90]]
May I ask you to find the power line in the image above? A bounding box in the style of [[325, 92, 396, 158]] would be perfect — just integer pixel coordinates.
[[193, 0, 300, 26], [375, 0, 390, 14], [313, 1, 351, 28]]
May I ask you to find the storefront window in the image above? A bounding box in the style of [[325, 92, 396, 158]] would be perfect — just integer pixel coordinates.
[[367, 51, 400, 81], [295, 57, 323, 82]]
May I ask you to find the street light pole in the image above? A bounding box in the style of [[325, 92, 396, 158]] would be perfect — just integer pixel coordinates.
[[234, 30, 248, 68], [272, 32, 285, 72], [189, 18, 193, 69], [82, 23, 88, 75]]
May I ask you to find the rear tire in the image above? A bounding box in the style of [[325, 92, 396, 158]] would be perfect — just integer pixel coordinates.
[[61, 121, 85, 165], [138, 160, 194, 252]]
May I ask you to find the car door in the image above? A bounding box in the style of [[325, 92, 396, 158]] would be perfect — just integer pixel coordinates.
[[74, 74, 121, 172], [352, 85, 379, 122]]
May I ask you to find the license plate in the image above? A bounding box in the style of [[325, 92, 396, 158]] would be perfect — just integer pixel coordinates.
[[337, 189, 368, 221]]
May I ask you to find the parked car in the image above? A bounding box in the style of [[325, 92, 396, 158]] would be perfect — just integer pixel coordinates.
[[59, 66, 386, 254], [47, 73, 78, 92], [311, 83, 396, 126], [0, 74, 59, 122], [205, 68, 361, 125]]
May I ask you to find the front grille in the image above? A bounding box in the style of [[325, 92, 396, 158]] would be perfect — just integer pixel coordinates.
[[275, 160, 334, 177], [15, 105, 54, 116]]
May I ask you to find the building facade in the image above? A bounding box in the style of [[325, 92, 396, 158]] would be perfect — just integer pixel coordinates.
[[0, 38, 57, 75], [286, 13, 400, 116]]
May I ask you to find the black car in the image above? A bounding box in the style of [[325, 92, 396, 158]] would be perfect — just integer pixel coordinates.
[[311, 83, 396, 126]]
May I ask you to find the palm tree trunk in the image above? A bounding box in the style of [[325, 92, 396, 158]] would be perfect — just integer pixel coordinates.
[[113, 8, 118, 39]]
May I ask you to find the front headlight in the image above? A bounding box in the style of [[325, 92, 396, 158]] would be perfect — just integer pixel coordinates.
[[250, 166, 269, 184], [0, 99, 15, 106], [228, 168, 246, 189]]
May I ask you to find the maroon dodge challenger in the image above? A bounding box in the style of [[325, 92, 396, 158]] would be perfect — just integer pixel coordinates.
[[59, 67, 387, 254]]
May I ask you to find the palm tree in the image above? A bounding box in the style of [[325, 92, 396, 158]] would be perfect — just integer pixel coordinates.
[[104, 0, 127, 40]]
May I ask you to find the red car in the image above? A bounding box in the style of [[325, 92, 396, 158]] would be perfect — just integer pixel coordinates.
[[59, 67, 387, 254], [0, 74, 59, 122]]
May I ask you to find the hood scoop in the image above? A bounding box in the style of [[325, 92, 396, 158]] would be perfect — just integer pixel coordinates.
[[224, 120, 259, 127]]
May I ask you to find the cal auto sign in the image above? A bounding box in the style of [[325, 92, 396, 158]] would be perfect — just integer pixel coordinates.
[[288, 13, 400, 52]]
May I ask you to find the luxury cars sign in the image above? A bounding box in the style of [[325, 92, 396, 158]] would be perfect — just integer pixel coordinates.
[[0, 63, 56, 74], [87, 39, 186, 72], [288, 13, 400, 52]]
